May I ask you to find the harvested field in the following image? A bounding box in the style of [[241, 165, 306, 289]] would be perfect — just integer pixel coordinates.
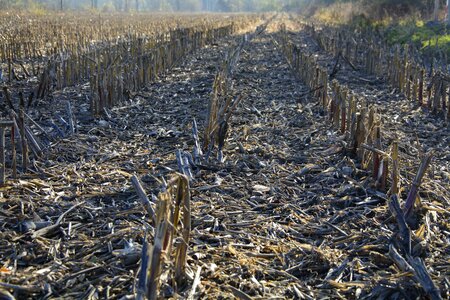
[[0, 11, 449, 300]]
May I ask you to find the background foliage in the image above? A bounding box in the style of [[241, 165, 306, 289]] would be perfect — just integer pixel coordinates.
[[0, 0, 296, 11], [0, 0, 446, 17]]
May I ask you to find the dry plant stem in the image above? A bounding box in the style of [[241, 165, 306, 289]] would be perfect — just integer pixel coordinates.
[[228, 285, 254, 300], [407, 256, 443, 300], [225, 95, 244, 123], [390, 141, 399, 196], [174, 175, 191, 285], [412, 68, 418, 102], [31, 202, 84, 239], [11, 126, 16, 179], [0, 282, 42, 294], [447, 82, 450, 119], [298, 85, 323, 99], [372, 127, 382, 180], [187, 266, 202, 300], [10, 110, 42, 157], [67, 101, 75, 134], [2, 86, 15, 111], [203, 75, 220, 151], [419, 69, 424, 105], [353, 109, 366, 160], [333, 83, 340, 127], [137, 234, 150, 300], [192, 118, 202, 163], [176, 150, 193, 180], [131, 175, 156, 225], [18, 107, 28, 173], [24, 126, 42, 158], [24, 112, 52, 142], [432, 80, 441, 114], [144, 174, 191, 299], [0, 120, 15, 186], [389, 244, 441, 299], [404, 152, 434, 217], [340, 89, 347, 134], [7, 57, 12, 82], [361, 143, 389, 159], [0, 128, 5, 186], [440, 81, 446, 115], [379, 157, 389, 192], [146, 191, 171, 300], [388, 244, 413, 273], [367, 108, 375, 142], [389, 195, 411, 255], [351, 114, 362, 156]]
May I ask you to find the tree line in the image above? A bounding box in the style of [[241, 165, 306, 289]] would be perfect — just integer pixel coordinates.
[[0, 0, 303, 11], [0, 0, 445, 15], [301, 0, 446, 16]]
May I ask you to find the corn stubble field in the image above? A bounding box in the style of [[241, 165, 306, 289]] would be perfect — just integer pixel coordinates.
[[0, 11, 449, 300]]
